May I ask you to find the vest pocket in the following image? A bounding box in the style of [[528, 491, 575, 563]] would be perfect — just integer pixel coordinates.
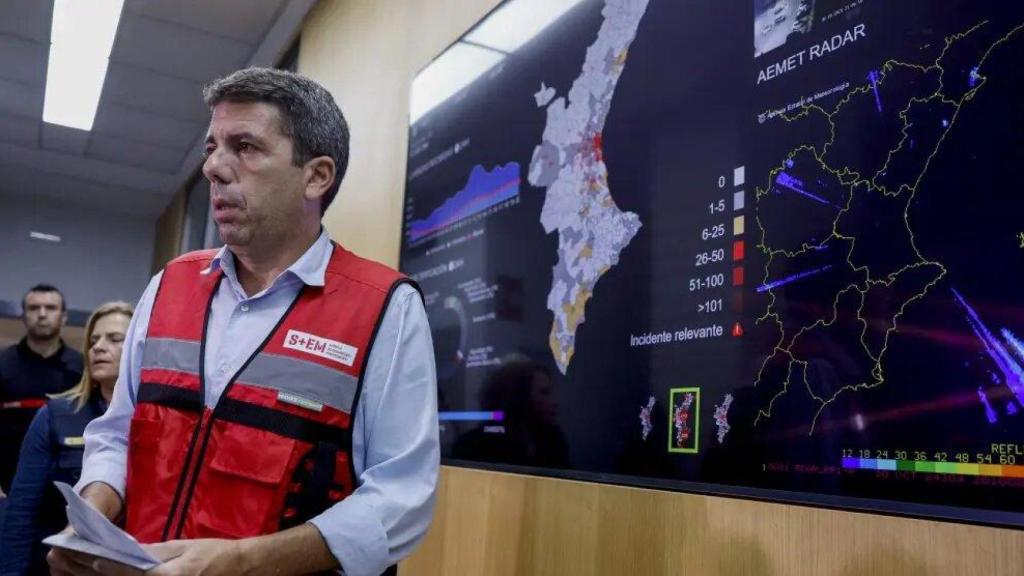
[[126, 409, 198, 543], [195, 421, 299, 538], [126, 417, 163, 482], [128, 416, 162, 446], [125, 416, 168, 541]]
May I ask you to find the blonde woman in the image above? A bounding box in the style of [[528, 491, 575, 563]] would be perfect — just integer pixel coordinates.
[[0, 302, 132, 575]]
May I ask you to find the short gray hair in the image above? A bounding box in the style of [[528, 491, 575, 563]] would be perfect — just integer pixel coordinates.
[[203, 67, 350, 215]]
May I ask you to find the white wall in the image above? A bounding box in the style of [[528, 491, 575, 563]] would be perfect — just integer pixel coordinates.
[[0, 192, 155, 313]]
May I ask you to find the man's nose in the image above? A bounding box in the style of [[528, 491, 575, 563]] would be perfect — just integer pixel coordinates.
[[203, 146, 233, 185]]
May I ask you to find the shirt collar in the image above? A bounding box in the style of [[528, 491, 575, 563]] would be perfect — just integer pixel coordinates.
[[17, 337, 67, 363], [207, 228, 333, 292]]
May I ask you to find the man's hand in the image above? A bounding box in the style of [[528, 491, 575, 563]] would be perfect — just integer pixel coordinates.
[[48, 523, 337, 575], [79, 481, 123, 520], [47, 482, 127, 575], [45, 527, 132, 576], [47, 538, 243, 576], [146, 539, 244, 576], [47, 545, 123, 576]]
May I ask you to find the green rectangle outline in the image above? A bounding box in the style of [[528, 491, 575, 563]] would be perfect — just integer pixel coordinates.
[[668, 387, 700, 454]]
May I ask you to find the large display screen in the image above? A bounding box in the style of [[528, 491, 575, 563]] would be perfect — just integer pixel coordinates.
[[399, 0, 1024, 526]]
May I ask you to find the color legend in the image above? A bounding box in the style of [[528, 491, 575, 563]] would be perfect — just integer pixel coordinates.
[[842, 457, 1024, 478], [731, 168, 744, 316], [439, 411, 505, 422]]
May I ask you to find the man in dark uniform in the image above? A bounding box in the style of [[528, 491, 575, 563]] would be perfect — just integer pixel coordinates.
[[0, 284, 84, 495]]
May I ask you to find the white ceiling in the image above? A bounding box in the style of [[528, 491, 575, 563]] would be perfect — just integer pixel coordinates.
[[0, 0, 316, 216]]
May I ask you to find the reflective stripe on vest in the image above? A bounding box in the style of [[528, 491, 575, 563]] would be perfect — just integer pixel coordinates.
[[125, 243, 413, 544], [141, 338, 201, 377], [143, 338, 359, 413]]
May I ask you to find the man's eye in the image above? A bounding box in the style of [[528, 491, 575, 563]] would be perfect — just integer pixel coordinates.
[[238, 142, 254, 153], [203, 145, 215, 159]]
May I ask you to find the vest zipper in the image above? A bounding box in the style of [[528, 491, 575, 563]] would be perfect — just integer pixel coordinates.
[[169, 287, 307, 539], [160, 409, 210, 541], [159, 275, 220, 542]]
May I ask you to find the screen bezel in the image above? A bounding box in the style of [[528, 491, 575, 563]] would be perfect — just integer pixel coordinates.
[[399, 0, 1024, 532]]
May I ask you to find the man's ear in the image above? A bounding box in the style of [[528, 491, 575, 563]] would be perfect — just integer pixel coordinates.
[[304, 156, 336, 204]]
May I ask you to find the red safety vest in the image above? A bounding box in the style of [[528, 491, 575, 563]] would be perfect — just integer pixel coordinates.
[[125, 243, 413, 543]]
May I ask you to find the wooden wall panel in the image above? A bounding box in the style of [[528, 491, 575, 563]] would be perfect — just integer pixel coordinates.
[[407, 466, 1024, 576], [150, 186, 187, 273], [300, 0, 504, 267], [299, 2, 1024, 574], [0, 316, 83, 351]]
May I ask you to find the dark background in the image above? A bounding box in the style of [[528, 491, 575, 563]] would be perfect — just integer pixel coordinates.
[[400, 0, 1024, 526]]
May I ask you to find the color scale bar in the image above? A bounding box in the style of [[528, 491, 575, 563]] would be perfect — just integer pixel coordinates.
[[842, 457, 1024, 478], [438, 411, 505, 422]]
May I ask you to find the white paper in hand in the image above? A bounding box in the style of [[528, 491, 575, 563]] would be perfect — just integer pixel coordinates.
[[42, 482, 160, 570], [43, 532, 161, 571]]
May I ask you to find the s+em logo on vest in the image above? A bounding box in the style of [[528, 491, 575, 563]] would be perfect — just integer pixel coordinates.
[[283, 329, 358, 367]]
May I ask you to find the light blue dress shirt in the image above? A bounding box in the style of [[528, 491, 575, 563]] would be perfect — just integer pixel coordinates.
[[77, 230, 439, 576]]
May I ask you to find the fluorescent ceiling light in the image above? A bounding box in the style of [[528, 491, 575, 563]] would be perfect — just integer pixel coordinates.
[[29, 231, 62, 243], [43, 0, 124, 131], [410, 43, 504, 124], [465, 0, 585, 53], [44, 47, 111, 130], [409, 0, 584, 124]]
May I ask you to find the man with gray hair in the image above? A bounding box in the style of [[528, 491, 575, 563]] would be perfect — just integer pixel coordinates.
[[48, 68, 439, 576]]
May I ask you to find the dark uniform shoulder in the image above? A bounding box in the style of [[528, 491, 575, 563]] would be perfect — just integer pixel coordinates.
[[60, 345, 84, 373], [0, 344, 19, 384], [46, 396, 79, 416], [0, 343, 18, 364]]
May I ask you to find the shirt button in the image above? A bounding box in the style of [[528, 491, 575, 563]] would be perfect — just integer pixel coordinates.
[[218, 364, 228, 375], [240, 304, 249, 312]]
